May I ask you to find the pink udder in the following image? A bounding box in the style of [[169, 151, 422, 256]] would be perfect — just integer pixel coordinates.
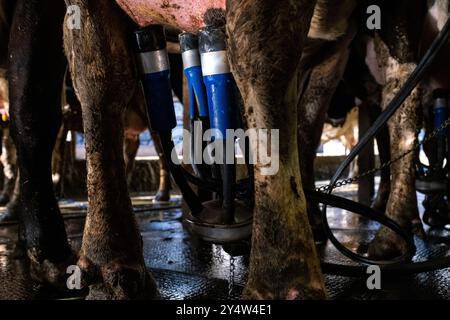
[[116, 0, 226, 32]]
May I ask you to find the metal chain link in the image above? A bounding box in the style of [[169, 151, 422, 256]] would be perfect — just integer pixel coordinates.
[[316, 117, 450, 193], [228, 256, 236, 299]]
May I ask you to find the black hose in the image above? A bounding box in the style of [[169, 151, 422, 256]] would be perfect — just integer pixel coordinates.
[[322, 256, 450, 277], [190, 118, 212, 181], [180, 164, 249, 194], [180, 165, 221, 192], [221, 147, 236, 224], [159, 131, 204, 214], [307, 190, 450, 276], [313, 18, 450, 271], [307, 190, 416, 265]]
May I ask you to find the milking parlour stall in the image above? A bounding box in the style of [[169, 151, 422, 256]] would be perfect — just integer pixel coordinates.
[[1, 0, 450, 315]]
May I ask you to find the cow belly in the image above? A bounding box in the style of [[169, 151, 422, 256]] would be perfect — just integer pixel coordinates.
[[116, 0, 226, 32]]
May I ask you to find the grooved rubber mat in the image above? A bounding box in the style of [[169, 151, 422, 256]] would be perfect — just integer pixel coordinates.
[[1, 190, 450, 300]]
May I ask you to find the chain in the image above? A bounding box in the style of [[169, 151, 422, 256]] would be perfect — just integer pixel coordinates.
[[228, 256, 236, 299], [316, 117, 450, 193]]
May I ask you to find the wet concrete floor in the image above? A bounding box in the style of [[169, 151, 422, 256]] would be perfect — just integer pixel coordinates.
[[1, 188, 450, 300]]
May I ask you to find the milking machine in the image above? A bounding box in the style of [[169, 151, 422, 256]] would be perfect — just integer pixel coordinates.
[[416, 89, 450, 227], [179, 32, 211, 182], [134, 25, 253, 244], [133, 15, 450, 277], [134, 25, 204, 216]]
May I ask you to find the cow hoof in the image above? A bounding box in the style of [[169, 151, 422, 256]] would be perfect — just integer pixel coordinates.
[[243, 283, 326, 300], [154, 190, 170, 203], [80, 258, 159, 300], [28, 248, 77, 288], [367, 227, 409, 260]]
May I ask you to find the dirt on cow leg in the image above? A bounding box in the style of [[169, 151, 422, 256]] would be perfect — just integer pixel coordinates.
[[368, 36, 424, 260], [227, 0, 326, 300], [64, 0, 158, 300]]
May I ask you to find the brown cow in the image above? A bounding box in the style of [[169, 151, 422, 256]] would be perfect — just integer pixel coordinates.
[[8, 0, 446, 300]]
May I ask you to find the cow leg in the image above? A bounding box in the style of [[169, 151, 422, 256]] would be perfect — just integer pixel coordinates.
[[369, 104, 391, 213], [51, 122, 69, 197], [64, 0, 157, 299], [123, 90, 144, 184], [227, 0, 326, 299], [123, 131, 171, 203], [124, 132, 140, 184], [124, 87, 170, 202], [298, 70, 329, 241], [357, 57, 391, 212], [151, 131, 171, 202], [8, 0, 74, 285], [0, 127, 17, 206], [298, 32, 355, 241], [368, 35, 424, 259], [3, 169, 20, 220]]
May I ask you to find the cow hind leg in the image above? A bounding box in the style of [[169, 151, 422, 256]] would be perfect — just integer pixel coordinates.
[[0, 128, 17, 206], [64, 0, 157, 299], [123, 132, 140, 184], [8, 0, 75, 285], [369, 104, 391, 213], [368, 36, 424, 260], [227, 0, 326, 299], [298, 31, 355, 242]]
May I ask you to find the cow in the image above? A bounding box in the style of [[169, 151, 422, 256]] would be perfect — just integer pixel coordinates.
[[295, 0, 450, 260], [7, 0, 448, 300], [3, 0, 325, 299]]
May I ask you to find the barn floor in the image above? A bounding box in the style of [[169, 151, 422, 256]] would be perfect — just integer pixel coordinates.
[[1, 184, 450, 300]]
